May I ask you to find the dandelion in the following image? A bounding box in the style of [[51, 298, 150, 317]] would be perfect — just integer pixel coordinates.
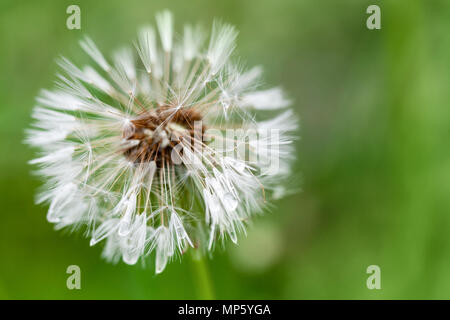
[[26, 10, 298, 274]]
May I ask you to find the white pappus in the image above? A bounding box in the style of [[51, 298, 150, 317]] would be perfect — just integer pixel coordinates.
[[26, 10, 298, 274]]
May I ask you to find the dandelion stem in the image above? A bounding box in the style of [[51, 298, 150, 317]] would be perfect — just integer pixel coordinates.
[[190, 252, 215, 300]]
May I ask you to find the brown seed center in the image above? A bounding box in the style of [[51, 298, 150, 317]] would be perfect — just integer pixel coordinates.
[[123, 106, 204, 166]]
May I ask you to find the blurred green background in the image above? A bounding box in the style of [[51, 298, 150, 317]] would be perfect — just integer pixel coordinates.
[[1, 0, 450, 299]]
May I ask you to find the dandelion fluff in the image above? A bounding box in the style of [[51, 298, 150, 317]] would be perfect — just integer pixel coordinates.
[[26, 11, 297, 274]]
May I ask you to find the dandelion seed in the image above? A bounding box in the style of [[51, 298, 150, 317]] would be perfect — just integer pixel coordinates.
[[26, 11, 298, 274]]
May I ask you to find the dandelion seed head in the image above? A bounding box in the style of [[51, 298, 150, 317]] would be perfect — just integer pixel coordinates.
[[26, 11, 298, 274]]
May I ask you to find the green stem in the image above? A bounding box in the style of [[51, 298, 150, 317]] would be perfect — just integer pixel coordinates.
[[190, 251, 215, 300]]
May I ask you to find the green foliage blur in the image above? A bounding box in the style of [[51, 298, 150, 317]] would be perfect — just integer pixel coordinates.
[[1, 0, 450, 299]]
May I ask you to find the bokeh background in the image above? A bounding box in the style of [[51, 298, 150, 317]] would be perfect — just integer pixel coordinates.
[[1, 0, 450, 299]]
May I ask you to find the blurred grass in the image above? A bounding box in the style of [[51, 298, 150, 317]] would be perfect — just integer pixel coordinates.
[[1, 0, 450, 299]]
